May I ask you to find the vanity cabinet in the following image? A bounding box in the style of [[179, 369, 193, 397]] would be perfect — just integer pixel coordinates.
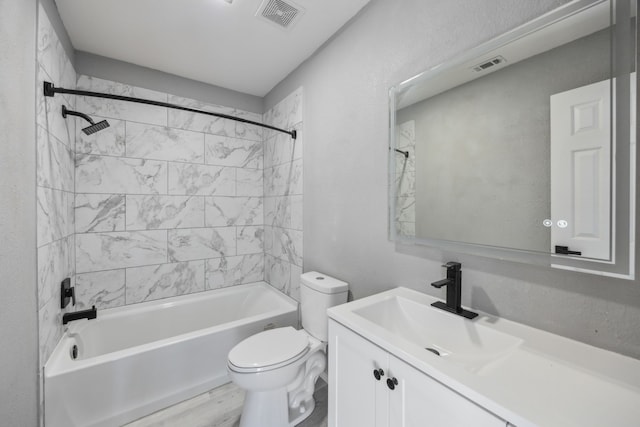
[[328, 320, 508, 427]]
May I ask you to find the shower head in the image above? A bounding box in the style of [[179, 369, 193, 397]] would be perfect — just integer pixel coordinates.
[[81, 120, 110, 135], [61, 105, 110, 135]]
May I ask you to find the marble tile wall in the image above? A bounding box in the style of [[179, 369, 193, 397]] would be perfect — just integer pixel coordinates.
[[36, 2, 76, 372], [262, 88, 304, 300], [73, 75, 267, 310], [395, 120, 416, 237]]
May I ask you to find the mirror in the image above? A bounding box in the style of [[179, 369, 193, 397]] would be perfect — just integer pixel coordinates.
[[389, 0, 636, 277]]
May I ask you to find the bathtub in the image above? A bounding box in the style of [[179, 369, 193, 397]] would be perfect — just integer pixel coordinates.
[[44, 281, 298, 427]]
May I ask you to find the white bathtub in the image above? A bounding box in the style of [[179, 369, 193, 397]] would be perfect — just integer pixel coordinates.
[[44, 282, 298, 427]]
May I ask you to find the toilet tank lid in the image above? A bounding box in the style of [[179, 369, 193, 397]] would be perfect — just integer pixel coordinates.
[[301, 271, 348, 294]]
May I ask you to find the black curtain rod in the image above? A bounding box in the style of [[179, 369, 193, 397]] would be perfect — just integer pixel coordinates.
[[43, 82, 297, 140]]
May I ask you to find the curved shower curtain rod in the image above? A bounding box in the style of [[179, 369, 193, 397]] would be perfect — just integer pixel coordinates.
[[43, 82, 297, 140]]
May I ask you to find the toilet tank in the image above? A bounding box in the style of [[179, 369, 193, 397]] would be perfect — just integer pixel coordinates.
[[300, 271, 349, 342]]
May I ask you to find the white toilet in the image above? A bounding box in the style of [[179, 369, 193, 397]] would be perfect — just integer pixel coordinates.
[[227, 272, 349, 427]]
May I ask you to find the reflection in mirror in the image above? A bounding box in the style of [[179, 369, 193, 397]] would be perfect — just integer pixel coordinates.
[[389, 0, 636, 277]]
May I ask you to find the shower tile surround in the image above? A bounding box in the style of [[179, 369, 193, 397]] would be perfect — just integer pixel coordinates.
[[395, 120, 416, 237], [73, 76, 304, 310], [263, 88, 304, 300], [36, 1, 304, 381]]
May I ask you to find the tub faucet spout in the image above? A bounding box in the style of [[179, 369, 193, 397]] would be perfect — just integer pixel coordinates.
[[63, 305, 97, 325]]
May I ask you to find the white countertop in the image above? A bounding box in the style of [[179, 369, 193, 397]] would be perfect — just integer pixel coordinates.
[[327, 287, 640, 427]]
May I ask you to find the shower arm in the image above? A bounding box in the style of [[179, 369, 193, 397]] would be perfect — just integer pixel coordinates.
[[61, 105, 96, 125], [43, 81, 297, 140]]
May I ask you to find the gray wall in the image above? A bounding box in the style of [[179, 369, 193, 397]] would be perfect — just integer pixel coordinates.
[[398, 28, 609, 252], [75, 52, 264, 114], [265, 0, 640, 359], [0, 0, 39, 424]]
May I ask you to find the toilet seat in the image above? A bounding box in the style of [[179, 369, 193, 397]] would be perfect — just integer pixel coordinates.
[[228, 327, 310, 373]]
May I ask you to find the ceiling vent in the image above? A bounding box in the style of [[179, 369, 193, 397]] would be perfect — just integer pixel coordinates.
[[256, 0, 305, 30], [472, 55, 507, 73]]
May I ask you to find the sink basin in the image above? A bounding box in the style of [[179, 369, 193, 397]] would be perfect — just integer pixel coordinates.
[[352, 295, 522, 375]]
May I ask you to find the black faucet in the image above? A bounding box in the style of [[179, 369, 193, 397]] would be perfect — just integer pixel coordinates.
[[430, 262, 477, 319], [62, 306, 97, 325]]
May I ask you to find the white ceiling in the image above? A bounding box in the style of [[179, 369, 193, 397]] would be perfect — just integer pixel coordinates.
[[55, 0, 371, 97]]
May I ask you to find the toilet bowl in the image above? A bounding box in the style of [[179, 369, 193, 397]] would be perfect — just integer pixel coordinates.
[[228, 327, 325, 426], [227, 272, 349, 427]]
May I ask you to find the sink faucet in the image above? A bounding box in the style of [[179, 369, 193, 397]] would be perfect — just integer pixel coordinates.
[[430, 262, 478, 319]]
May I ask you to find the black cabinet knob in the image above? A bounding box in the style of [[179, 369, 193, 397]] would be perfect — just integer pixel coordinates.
[[387, 377, 398, 390], [372, 368, 385, 381]]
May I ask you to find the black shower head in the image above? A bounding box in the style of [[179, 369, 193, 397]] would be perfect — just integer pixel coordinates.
[[81, 119, 110, 135], [61, 105, 110, 135]]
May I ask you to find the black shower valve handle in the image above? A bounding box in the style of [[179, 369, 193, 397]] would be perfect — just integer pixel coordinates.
[[60, 278, 76, 309]]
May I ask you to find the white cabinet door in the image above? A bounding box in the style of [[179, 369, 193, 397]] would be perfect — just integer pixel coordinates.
[[388, 355, 506, 427], [329, 320, 509, 427], [329, 320, 390, 427]]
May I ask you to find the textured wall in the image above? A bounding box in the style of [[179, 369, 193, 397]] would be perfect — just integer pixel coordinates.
[[0, 0, 39, 424], [265, 0, 640, 359]]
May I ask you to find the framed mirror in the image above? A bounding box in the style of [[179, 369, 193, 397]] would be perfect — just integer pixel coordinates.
[[389, 0, 636, 278]]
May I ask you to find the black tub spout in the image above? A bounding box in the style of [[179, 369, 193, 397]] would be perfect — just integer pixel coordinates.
[[62, 306, 97, 325]]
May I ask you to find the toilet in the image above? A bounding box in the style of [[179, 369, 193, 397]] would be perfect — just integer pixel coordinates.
[[227, 272, 349, 427]]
